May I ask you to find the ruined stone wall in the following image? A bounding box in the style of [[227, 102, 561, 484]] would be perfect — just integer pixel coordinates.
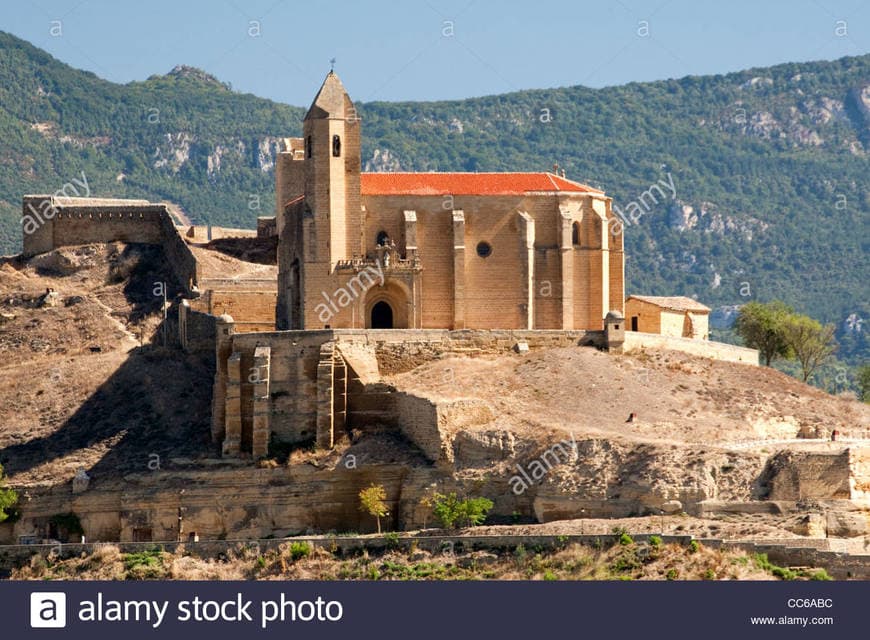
[[229, 331, 331, 445], [623, 331, 758, 365], [178, 300, 217, 356], [4, 463, 426, 543], [22, 197, 163, 257], [157, 210, 200, 294], [765, 450, 853, 500], [21, 196, 200, 295], [213, 327, 602, 453]]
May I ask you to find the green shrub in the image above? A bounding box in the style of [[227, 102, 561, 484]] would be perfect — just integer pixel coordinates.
[[808, 569, 833, 581], [618, 533, 634, 546], [666, 568, 678, 580], [753, 553, 798, 580], [688, 540, 700, 554], [289, 541, 311, 561], [543, 570, 557, 581], [123, 547, 165, 579], [383, 532, 400, 550], [0, 464, 17, 524], [649, 535, 662, 547], [611, 549, 641, 573]]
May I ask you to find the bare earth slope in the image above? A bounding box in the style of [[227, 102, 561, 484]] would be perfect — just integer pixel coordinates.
[[386, 347, 869, 448], [0, 244, 214, 487]]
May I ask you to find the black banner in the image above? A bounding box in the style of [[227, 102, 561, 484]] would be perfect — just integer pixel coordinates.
[[3, 580, 865, 639]]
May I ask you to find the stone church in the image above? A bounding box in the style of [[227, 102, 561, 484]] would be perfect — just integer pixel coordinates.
[[276, 72, 624, 331]]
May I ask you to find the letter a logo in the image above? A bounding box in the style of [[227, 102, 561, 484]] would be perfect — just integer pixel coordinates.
[[30, 592, 66, 628]]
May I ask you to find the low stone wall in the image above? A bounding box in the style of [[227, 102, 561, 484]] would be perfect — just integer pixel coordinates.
[[715, 539, 870, 579], [4, 533, 868, 579], [178, 300, 217, 355], [206, 290, 277, 325], [623, 331, 758, 365]]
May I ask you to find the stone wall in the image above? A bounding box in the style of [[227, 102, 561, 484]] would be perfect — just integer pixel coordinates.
[[193, 290, 277, 328], [178, 300, 217, 355], [23, 196, 161, 257], [623, 331, 758, 365], [157, 210, 200, 294], [21, 196, 201, 295], [764, 449, 864, 501], [257, 217, 277, 238], [2, 463, 429, 544], [212, 327, 604, 455], [849, 447, 870, 501]]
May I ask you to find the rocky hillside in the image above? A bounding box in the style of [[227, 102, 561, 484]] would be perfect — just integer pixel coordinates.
[[0, 31, 867, 375]]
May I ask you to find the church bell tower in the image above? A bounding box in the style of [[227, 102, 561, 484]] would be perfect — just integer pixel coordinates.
[[302, 71, 362, 269]]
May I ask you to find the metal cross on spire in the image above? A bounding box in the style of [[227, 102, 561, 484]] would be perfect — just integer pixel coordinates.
[[329, 57, 336, 72]]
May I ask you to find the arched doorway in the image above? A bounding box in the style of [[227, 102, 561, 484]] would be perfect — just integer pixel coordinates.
[[370, 301, 394, 329], [364, 280, 411, 329]]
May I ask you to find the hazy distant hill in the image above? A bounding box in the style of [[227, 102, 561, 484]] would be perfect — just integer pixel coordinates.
[[0, 31, 866, 372]]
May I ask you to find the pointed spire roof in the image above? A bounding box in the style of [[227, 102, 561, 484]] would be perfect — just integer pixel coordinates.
[[305, 71, 353, 120]]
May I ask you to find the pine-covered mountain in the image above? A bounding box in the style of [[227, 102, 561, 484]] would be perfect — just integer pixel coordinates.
[[0, 31, 866, 372]]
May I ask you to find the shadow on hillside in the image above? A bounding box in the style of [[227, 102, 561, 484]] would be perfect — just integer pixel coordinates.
[[202, 236, 277, 265], [107, 244, 185, 323], [0, 344, 216, 482]]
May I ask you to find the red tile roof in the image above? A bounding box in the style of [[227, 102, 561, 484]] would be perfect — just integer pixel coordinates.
[[360, 172, 602, 196], [627, 295, 711, 313]]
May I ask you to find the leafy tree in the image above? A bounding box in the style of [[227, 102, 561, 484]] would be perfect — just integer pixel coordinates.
[[859, 365, 870, 403], [0, 463, 17, 524], [461, 497, 494, 526], [781, 315, 838, 382], [359, 484, 389, 534], [431, 492, 493, 529], [431, 492, 464, 529], [734, 301, 793, 366]]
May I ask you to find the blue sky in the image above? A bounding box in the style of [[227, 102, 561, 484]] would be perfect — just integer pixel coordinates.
[[3, 0, 869, 105]]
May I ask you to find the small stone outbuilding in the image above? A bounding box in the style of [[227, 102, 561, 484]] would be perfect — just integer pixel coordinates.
[[625, 295, 710, 340]]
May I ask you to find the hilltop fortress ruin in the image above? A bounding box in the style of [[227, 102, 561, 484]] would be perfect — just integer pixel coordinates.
[[8, 74, 866, 548]]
